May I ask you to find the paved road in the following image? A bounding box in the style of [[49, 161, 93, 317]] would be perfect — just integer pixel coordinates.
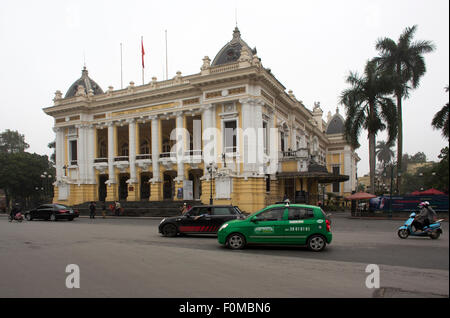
[[0, 214, 448, 298]]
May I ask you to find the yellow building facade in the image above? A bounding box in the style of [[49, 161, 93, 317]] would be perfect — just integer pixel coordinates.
[[44, 27, 358, 213]]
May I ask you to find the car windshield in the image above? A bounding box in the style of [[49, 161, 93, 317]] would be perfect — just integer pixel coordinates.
[[54, 204, 69, 210]]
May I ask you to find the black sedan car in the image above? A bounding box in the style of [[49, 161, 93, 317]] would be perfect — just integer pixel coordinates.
[[25, 204, 79, 221], [159, 205, 245, 237]]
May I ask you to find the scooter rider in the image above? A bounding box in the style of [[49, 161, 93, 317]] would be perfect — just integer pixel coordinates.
[[413, 201, 437, 232], [10, 203, 22, 221]]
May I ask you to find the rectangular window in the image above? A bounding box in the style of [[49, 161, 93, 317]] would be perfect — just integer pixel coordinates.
[[266, 174, 271, 192], [69, 140, 77, 165], [262, 121, 268, 155], [288, 208, 314, 220], [224, 120, 237, 153], [280, 132, 285, 152], [332, 166, 340, 193], [256, 208, 285, 221], [213, 207, 232, 215]]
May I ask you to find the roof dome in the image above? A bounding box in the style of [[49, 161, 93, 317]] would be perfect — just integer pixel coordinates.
[[211, 27, 256, 66], [326, 109, 345, 135], [65, 67, 104, 98]]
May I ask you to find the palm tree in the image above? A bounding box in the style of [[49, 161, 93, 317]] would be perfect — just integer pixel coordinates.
[[375, 25, 435, 193], [376, 140, 395, 169], [431, 86, 449, 140], [340, 59, 397, 194]]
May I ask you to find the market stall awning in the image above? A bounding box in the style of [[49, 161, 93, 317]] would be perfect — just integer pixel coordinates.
[[276, 171, 350, 183], [345, 192, 377, 200], [417, 188, 446, 195]]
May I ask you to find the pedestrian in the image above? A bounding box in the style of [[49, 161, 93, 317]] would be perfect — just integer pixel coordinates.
[[180, 202, 188, 215], [115, 201, 121, 216], [10, 203, 21, 222], [101, 201, 106, 219], [89, 201, 96, 219]]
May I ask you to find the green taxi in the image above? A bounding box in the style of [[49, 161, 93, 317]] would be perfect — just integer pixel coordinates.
[[217, 203, 332, 252]]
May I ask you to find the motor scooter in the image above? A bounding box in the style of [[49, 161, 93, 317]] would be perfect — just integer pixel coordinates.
[[8, 212, 24, 223], [398, 212, 443, 240]]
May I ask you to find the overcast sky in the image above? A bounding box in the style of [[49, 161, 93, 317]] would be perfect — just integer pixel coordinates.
[[0, 0, 448, 176]]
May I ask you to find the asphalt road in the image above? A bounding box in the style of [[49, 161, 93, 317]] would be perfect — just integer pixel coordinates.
[[0, 213, 448, 298]]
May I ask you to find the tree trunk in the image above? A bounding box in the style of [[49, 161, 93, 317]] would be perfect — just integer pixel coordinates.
[[396, 93, 403, 194], [368, 132, 376, 194]]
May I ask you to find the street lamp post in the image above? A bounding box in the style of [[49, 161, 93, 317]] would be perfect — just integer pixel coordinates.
[[206, 163, 217, 205]]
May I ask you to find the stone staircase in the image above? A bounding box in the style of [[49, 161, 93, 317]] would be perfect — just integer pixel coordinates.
[[72, 200, 202, 217]]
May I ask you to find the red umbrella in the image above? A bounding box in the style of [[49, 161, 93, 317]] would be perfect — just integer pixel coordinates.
[[345, 192, 377, 200], [410, 191, 422, 196], [419, 188, 445, 195]]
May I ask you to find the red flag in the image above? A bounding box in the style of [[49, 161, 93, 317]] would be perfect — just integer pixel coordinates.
[[141, 36, 145, 68]]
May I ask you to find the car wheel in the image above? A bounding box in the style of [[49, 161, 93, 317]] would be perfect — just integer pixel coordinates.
[[307, 235, 326, 252], [162, 224, 178, 237], [227, 233, 246, 250], [25, 213, 32, 221], [398, 229, 409, 239], [68, 217, 74, 221], [50, 213, 57, 222]]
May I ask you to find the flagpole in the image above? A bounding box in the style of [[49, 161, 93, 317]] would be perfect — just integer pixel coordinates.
[[141, 36, 145, 85], [165, 30, 168, 80], [120, 43, 123, 89]]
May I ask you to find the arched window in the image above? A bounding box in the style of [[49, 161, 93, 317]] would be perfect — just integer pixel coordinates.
[[120, 142, 129, 156], [99, 141, 107, 158], [140, 140, 150, 154]]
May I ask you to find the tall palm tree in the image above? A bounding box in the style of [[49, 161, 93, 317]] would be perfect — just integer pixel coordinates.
[[431, 86, 449, 140], [340, 60, 397, 194], [376, 140, 395, 169], [375, 25, 435, 193]]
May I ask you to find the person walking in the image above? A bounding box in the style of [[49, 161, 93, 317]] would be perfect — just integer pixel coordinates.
[[101, 201, 106, 219], [114, 201, 121, 216], [89, 201, 96, 219]]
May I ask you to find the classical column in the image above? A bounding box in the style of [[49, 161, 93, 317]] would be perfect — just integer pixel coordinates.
[[76, 124, 86, 183], [193, 116, 202, 154], [240, 98, 264, 174], [86, 124, 96, 184], [150, 116, 160, 182], [127, 118, 137, 184], [107, 122, 116, 184], [53, 127, 64, 181], [149, 115, 162, 201], [175, 111, 185, 181], [201, 104, 216, 166]]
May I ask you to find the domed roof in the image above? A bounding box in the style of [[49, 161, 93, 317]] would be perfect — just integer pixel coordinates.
[[211, 27, 256, 66], [65, 67, 104, 98], [326, 109, 345, 135]]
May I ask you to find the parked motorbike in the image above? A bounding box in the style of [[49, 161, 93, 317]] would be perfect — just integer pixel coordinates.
[[398, 212, 444, 240], [8, 212, 24, 223]]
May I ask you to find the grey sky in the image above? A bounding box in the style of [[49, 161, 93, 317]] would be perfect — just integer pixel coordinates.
[[0, 0, 448, 176]]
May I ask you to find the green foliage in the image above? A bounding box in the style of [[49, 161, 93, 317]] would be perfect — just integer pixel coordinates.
[[0, 129, 30, 153], [0, 152, 55, 207], [431, 86, 449, 140], [399, 147, 448, 194]]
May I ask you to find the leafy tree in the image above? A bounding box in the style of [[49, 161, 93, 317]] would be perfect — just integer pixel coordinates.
[[0, 152, 54, 208], [431, 86, 449, 140], [340, 59, 397, 194], [48, 141, 56, 163], [0, 129, 30, 153], [375, 25, 435, 193], [375, 140, 395, 169], [409, 151, 427, 163]]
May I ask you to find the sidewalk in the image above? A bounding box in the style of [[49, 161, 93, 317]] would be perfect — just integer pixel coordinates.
[[325, 211, 448, 222]]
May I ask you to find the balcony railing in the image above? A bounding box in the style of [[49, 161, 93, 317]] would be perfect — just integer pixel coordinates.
[[159, 152, 176, 159], [94, 158, 108, 163], [136, 154, 151, 160], [114, 156, 129, 162], [280, 148, 309, 159]]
